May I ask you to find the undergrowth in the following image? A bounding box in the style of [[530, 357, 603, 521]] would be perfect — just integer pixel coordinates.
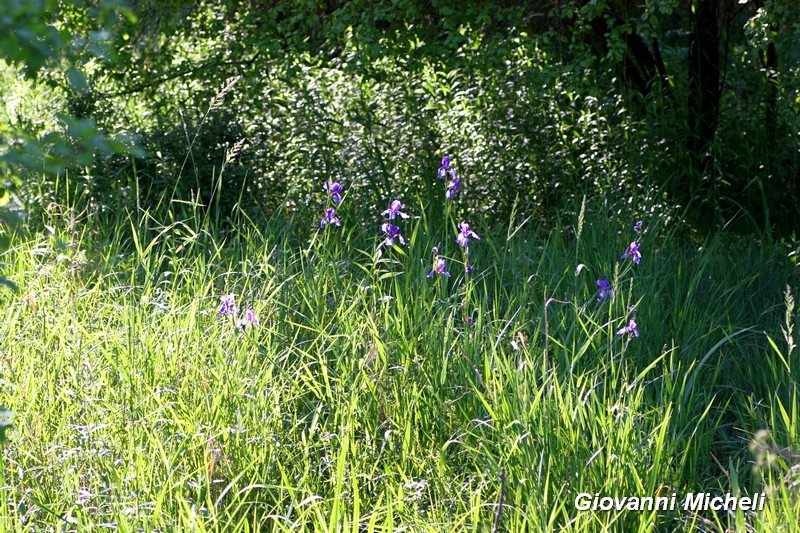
[[0, 181, 797, 531]]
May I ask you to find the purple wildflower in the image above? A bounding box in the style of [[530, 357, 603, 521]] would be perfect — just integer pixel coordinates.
[[466, 264, 476, 276], [324, 181, 344, 204], [219, 293, 238, 317], [381, 199, 410, 220], [438, 156, 451, 179], [617, 318, 640, 338], [634, 220, 642, 234], [596, 276, 613, 301], [321, 207, 341, 228], [381, 223, 405, 246], [456, 222, 480, 248], [239, 308, 260, 330], [427, 257, 451, 278], [445, 176, 461, 199], [622, 241, 641, 264]]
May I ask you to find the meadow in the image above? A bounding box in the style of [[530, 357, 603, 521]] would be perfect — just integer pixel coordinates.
[[1, 2, 800, 530], [0, 172, 798, 530]]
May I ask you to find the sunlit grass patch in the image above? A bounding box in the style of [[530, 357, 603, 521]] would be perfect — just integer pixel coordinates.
[[0, 195, 797, 531]]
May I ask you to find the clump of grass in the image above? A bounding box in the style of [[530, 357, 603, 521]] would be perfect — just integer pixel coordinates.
[[0, 173, 797, 531]]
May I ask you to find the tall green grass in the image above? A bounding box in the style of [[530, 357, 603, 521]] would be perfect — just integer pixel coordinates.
[[0, 191, 797, 531]]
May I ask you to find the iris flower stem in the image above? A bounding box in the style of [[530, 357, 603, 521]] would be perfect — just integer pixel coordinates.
[[461, 247, 474, 322]]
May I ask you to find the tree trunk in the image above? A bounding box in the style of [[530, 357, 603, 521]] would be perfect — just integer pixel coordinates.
[[686, 0, 721, 201], [588, 13, 670, 99]]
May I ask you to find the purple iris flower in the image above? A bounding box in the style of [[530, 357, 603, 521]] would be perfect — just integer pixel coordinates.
[[321, 207, 341, 228], [427, 257, 451, 278], [617, 318, 640, 338], [596, 276, 613, 301], [445, 176, 461, 200], [381, 199, 410, 220], [324, 181, 344, 204], [239, 308, 260, 330], [438, 156, 451, 179], [381, 223, 405, 246], [456, 222, 480, 248], [634, 220, 642, 233], [466, 264, 476, 276], [219, 294, 238, 317], [622, 241, 641, 264]]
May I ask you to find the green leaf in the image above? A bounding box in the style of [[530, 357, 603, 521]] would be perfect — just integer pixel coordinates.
[[118, 6, 138, 24], [67, 67, 88, 92]]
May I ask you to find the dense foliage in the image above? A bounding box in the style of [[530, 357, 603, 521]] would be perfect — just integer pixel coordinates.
[[6, 0, 798, 233]]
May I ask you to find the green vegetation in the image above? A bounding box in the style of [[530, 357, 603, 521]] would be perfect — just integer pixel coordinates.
[[0, 0, 799, 531], [0, 195, 798, 530]]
